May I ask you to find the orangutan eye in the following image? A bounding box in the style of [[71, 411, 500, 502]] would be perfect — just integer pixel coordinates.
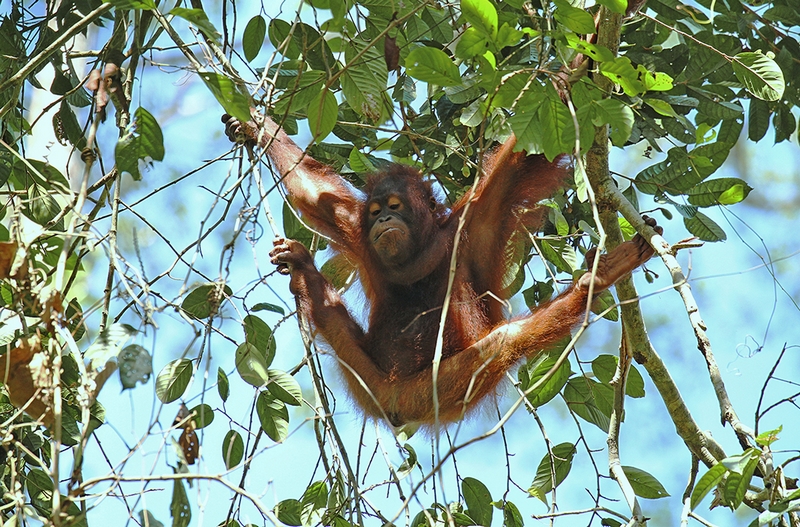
[[369, 203, 381, 216], [388, 196, 403, 210]]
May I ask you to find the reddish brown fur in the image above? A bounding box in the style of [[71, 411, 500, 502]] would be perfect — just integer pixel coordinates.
[[224, 113, 658, 427]]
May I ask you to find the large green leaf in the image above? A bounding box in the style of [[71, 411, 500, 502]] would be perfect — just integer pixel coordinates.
[[155, 359, 194, 403], [342, 38, 389, 122], [687, 178, 752, 206], [307, 88, 337, 141], [405, 46, 461, 86], [518, 348, 572, 408], [462, 477, 493, 527], [222, 430, 244, 469], [528, 443, 577, 502], [622, 466, 670, 499], [198, 72, 250, 124], [461, 0, 498, 38], [242, 15, 267, 62], [731, 51, 785, 101], [684, 211, 727, 242], [257, 391, 289, 442]]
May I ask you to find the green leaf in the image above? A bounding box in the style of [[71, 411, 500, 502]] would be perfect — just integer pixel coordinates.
[[539, 239, 576, 273], [723, 450, 760, 509], [596, 0, 627, 14], [564, 377, 611, 431], [622, 466, 670, 499], [217, 367, 230, 402], [528, 443, 577, 502], [461, 0, 498, 38], [747, 98, 770, 141], [275, 499, 303, 526], [181, 283, 232, 319], [198, 71, 251, 124], [56, 101, 85, 148], [565, 34, 614, 62], [171, 477, 191, 527], [268, 19, 301, 59], [635, 147, 701, 195], [687, 178, 752, 207], [691, 462, 727, 510], [690, 88, 744, 120], [169, 8, 220, 41], [502, 501, 524, 527], [593, 98, 634, 146], [721, 448, 760, 475], [342, 39, 389, 122], [639, 67, 673, 92], [773, 104, 796, 142], [462, 477, 493, 527], [114, 107, 165, 181], [495, 22, 525, 49], [301, 481, 328, 526], [235, 343, 270, 388], [405, 46, 461, 87], [244, 315, 276, 367], [307, 88, 337, 142], [518, 351, 572, 412], [320, 253, 357, 290], [455, 27, 491, 60], [348, 147, 376, 173], [599, 57, 644, 96], [243, 15, 267, 62], [222, 430, 244, 469], [540, 90, 575, 160], [155, 359, 194, 403], [84, 323, 137, 370], [755, 426, 781, 447], [188, 403, 214, 429], [508, 89, 547, 154], [553, 1, 596, 33], [251, 302, 285, 315], [283, 201, 315, 249], [257, 390, 290, 442], [118, 344, 153, 389], [731, 51, 785, 102], [644, 98, 677, 117], [138, 510, 163, 527], [684, 211, 727, 242], [266, 369, 303, 406], [12, 158, 70, 193], [591, 289, 619, 321]]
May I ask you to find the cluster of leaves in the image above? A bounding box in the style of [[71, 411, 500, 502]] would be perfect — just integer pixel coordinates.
[[242, 0, 791, 246]]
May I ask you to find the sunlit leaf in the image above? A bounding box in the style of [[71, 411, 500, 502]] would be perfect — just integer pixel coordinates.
[[257, 391, 289, 442], [731, 51, 785, 101], [461, 0, 498, 38], [155, 359, 194, 403], [622, 466, 670, 499], [266, 369, 303, 406], [528, 443, 577, 502], [691, 463, 726, 510], [307, 88, 337, 142], [198, 72, 250, 123], [463, 477, 493, 527], [687, 178, 752, 206], [405, 47, 461, 87]]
